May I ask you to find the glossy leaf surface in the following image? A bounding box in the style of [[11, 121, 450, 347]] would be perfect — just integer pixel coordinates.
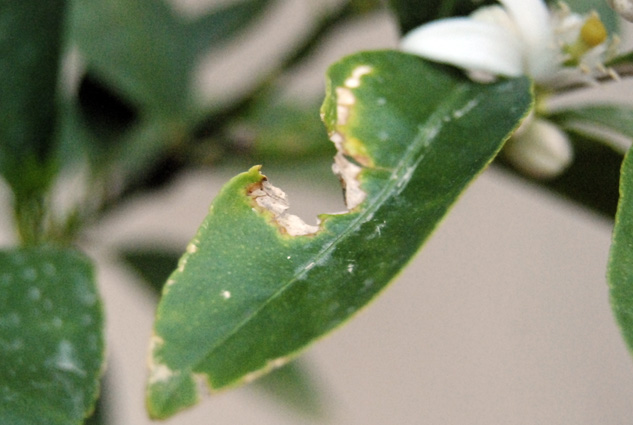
[[146, 51, 531, 418], [121, 246, 327, 418], [0, 247, 104, 425], [608, 146, 633, 357]]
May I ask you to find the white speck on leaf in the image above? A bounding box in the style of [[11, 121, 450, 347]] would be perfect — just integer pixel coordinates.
[[28, 287, 41, 301], [147, 335, 177, 385], [396, 166, 416, 190], [0, 273, 11, 286], [81, 314, 93, 326], [52, 317, 63, 329], [1, 312, 21, 327], [194, 373, 211, 397], [241, 355, 292, 384], [452, 98, 479, 119], [0, 338, 24, 351], [186, 241, 198, 254], [52, 340, 86, 376], [149, 363, 176, 384], [22, 268, 37, 281], [221, 290, 231, 299], [177, 257, 188, 272], [43, 299, 53, 311], [42, 262, 56, 276], [74, 283, 97, 307]]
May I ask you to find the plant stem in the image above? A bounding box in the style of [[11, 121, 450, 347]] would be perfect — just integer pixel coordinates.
[[14, 193, 46, 245]]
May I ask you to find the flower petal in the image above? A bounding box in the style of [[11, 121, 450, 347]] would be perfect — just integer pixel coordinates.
[[498, 0, 560, 81], [401, 18, 524, 77], [498, 0, 551, 48]]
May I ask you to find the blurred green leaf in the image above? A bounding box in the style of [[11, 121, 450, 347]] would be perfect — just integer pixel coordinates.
[[0, 0, 67, 195], [0, 247, 104, 425], [252, 359, 326, 419], [71, 0, 273, 119], [532, 104, 633, 217], [121, 248, 180, 294], [549, 104, 633, 143], [608, 145, 633, 360], [83, 376, 109, 425], [606, 50, 633, 68], [495, 130, 623, 218], [145, 51, 531, 418], [69, 0, 275, 189], [227, 93, 334, 161]]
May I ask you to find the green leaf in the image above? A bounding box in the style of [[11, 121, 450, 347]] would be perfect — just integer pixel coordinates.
[[83, 378, 109, 425], [528, 105, 633, 218], [83, 371, 114, 425], [608, 146, 633, 358], [70, 0, 272, 118], [229, 93, 334, 161], [0, 0, 67, 194], [0, 247, 104, 425], [146, 51, 532, 419], [495, 131, 622, 218], [120, 248, 180, 295], [549, 105, 633, 143], [606, 50, 633, 68], [121, 246, 329, 417]]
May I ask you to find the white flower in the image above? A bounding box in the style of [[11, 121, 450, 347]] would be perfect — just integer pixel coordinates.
[[400, 0, 611, 87], [399, 0, 617, 180]]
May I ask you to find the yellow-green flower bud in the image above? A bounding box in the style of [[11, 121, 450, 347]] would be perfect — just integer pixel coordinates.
[[580, 13, 607, 47]]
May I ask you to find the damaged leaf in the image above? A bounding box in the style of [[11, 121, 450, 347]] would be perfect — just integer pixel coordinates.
[[146, 51, 532, 419]]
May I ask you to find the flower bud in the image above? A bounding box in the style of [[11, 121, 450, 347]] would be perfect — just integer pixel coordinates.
[[607, 0, 633, 22], [503, 118, 573, 180]]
